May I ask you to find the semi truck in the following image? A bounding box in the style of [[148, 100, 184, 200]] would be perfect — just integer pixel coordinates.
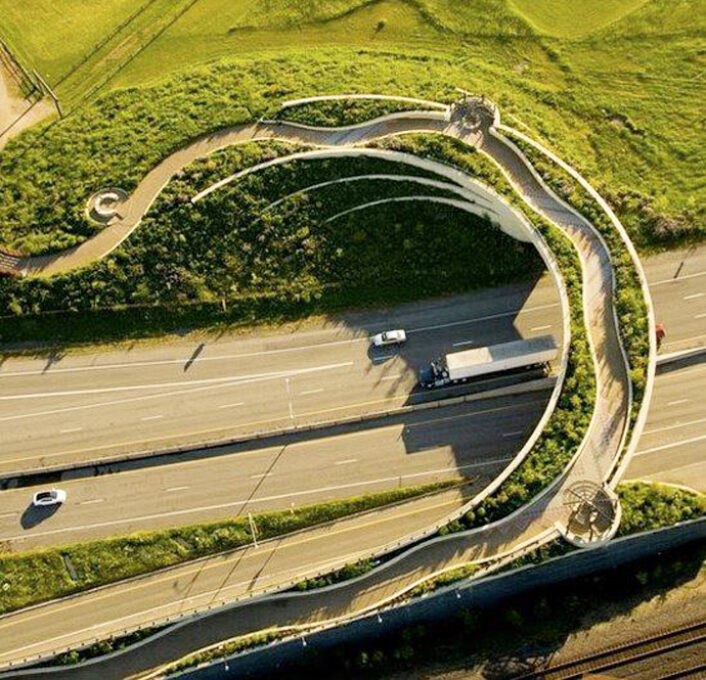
[[419, 335, 558, 388]]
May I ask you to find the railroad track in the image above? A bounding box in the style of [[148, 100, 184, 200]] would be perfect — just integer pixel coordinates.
[[514, 619, 706, 679]]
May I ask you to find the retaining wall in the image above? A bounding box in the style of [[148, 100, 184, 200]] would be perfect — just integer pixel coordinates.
[[173, 517, 706, 680]]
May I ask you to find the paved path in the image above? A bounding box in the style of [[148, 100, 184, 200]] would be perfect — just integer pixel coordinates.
[[0, 107, 636, 673]]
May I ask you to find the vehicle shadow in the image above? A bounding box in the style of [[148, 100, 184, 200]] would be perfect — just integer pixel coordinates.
[[21, 503, 60, 529]]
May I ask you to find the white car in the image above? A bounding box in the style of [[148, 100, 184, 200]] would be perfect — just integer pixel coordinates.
[[372, 329, 407, 347], [32, 489, 67, 507]]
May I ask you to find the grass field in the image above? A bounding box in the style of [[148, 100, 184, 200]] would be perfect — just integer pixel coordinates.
[[0, 0, 702, 253]]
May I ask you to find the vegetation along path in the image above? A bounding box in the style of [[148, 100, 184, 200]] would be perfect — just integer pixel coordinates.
[[0, 100, 643, 675]]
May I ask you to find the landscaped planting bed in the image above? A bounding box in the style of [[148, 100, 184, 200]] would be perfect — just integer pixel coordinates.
[[371, 134, 596, 528], [503, 130, 650, 434], [0, 144, 543, 345], [274, 97, 438, 127]]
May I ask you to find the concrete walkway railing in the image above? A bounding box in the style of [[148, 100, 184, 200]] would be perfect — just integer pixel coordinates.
[[0, 98, 642, 673]]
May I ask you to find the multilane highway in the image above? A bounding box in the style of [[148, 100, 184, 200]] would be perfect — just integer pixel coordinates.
[[647, 244, 706, 355], [627, 358, 706, 491], [0, 391, 551, 551], [0, 282, 562, 474]]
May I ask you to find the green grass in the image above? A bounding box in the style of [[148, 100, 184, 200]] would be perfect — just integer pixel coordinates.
[[0, 141, 543, 345], [0, 1, 702, 256], [0, 481, 454, 615], [275, 97, 431, 127], [507, 0, 649, 38]]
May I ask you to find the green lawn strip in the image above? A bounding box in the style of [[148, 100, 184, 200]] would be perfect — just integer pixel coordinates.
[[503, 129, 649, 436], [0, 143, 542, 346], [371, 134, 595, 528], [273, 97, 435, 127], [295, 558, 379, 592], [0, 481, 456, 616]]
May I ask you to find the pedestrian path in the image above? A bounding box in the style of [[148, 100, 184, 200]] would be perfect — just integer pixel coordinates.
[[0, 102, 636, 675]]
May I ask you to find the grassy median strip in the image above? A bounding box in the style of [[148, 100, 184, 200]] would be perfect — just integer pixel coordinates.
[[0, 481, 457, 616]]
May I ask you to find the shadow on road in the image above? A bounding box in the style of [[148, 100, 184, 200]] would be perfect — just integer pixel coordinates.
[[21, 502, 60, 529], [658, 349, 706, 375], [184, 343, 205, 371]]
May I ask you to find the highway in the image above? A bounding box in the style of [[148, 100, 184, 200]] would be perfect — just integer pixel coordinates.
[[0, 390, 551, 551], [627, 358, 706, 491], [1, 243, 701, 478], [622, 244, 706, 489], [0, 281, 562, 474], [0, 484, 474, 670], [647, 244, 706, 354]]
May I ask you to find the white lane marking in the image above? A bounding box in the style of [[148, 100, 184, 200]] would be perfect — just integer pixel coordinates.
[[0, 387, 545, 466], [218, 402, 245, 409], [380, 374, 402, 381], [0, 302, 560, 379], [250, 473, 269, 480], [141, 415, 163, 422], [285, 377, 294, 421], [59, 427, 82, 434], [0, 362, 352, 401], [0, 496, 472, 656], [502, 431, 524, 437], [410, 302, 560, 334], [0, 377, 256, 424], [452, 340, 474, 347], [530, 324, 552, 332], [643, 416, 706, 435], [3, 457, 515, 543], [635, 433, 706, 456], [166, 486, 190, 493], [373, 354, 395, 363], [684, 292, 705, 300], [651, 270, 706, 286], [0, 512, 17, 519], [335, 459, 358, 466], [80, 499, 104, 506], [667, 399, 689, 406], [299, 388, 324, 395], [695, 313, 706, 319]]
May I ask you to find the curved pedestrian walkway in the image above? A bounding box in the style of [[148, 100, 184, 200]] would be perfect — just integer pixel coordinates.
[[0, 103, 635, 677]]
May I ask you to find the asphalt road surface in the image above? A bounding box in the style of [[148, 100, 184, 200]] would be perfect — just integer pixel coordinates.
[[0, 390, 550, 551], [647, 244, 706, 354], [0, 280, 562, 474], [627, 357, 706, 491], [0, 485, 474, 670]]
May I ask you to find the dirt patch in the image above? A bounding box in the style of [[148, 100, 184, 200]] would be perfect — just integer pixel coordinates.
[[0, 62, 53, 149]]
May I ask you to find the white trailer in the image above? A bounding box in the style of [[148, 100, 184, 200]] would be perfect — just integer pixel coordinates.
[[419, 335, 558, 388]]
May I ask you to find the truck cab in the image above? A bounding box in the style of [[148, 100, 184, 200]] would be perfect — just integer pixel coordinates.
[[419, 359, 449, 388]]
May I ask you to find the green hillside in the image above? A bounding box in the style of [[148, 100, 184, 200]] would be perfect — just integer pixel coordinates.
[[0, 0, 703, 249]]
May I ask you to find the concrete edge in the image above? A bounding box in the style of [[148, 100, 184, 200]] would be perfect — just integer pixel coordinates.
[[494, 123, 657, 488], [278, 94, 450, 112]]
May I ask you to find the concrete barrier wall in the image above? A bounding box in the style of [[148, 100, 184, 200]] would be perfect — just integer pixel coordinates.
[[173, 517, 706, 680]]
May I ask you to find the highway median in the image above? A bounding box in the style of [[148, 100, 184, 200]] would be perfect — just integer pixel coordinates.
[[0, 480, 458, 616]]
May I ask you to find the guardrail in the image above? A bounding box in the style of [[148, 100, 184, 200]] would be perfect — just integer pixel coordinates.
[[164, 516, 706, 680], [8, 516, 705, 680], [0, 377, 554, 483]]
